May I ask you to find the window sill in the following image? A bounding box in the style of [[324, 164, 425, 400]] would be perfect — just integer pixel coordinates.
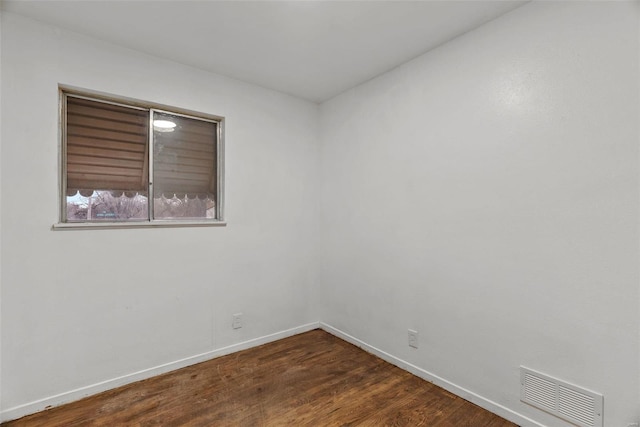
[[52, 220, 227, 231]]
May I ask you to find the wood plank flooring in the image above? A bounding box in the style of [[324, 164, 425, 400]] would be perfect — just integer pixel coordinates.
[[3, 329, 518, 426]]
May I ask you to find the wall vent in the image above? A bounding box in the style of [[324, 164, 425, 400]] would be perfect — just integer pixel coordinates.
[[520, 366, 603, 427]]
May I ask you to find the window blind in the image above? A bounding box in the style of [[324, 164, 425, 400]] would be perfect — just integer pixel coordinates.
[[66, 96, 149, 197], [153, 112, 217, 200]]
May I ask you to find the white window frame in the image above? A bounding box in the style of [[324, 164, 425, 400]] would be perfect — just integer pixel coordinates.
[[53, 86, 226, 230]]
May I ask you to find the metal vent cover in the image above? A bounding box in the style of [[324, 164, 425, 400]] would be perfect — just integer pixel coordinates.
[[520, 366, 603, 427]]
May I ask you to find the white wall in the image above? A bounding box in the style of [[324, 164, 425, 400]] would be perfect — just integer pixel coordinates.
[[0, 12, 319, 415], [319, 2, 639, 427]]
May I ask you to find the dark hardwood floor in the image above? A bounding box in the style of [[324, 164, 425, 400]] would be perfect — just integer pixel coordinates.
[[3, 329, 518, 426]]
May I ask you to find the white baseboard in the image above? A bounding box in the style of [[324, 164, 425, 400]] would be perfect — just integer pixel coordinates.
[[319, 322, 543, 427], [1, 322, 320, 423]]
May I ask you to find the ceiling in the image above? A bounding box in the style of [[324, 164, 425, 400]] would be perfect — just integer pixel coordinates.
[[2, 1, 528, 103]]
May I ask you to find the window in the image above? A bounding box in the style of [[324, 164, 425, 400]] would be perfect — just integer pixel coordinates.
[[59, 89, 224, 227]]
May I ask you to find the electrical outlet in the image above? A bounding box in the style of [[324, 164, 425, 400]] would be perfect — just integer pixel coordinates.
[[408, 329, 418, 348], [232, 313, 243, 329]]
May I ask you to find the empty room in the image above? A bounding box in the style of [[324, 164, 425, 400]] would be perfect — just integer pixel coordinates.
[[0, 1, 638, 426]]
